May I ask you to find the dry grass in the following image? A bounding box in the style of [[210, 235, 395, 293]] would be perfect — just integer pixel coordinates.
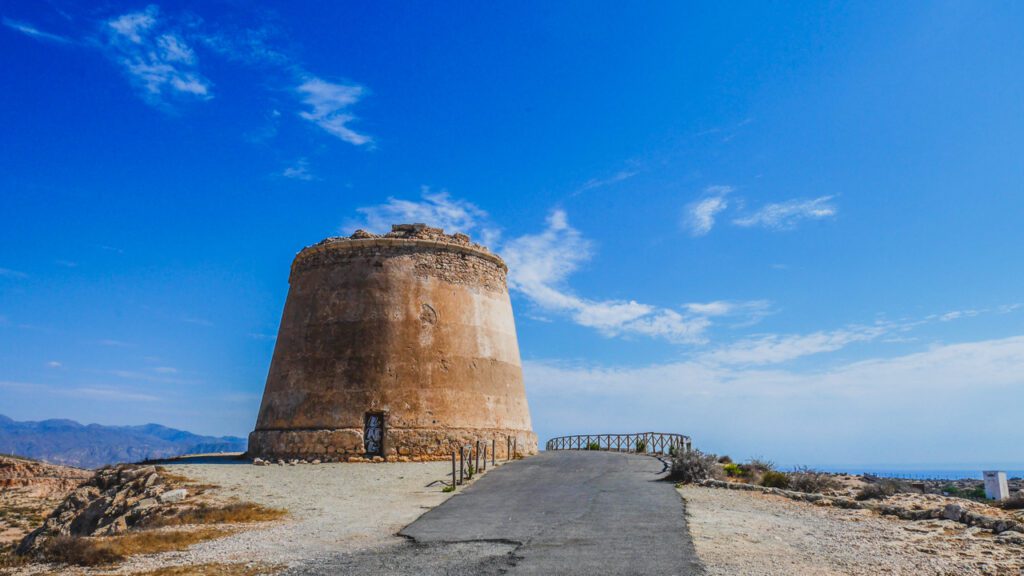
[[154, 467, 197, 486], [144, 502, 287, 528], [97, 562, 284, 576], [36, 528, 234, 566]]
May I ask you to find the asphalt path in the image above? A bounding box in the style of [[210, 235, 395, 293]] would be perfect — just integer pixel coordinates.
[[290, 450, 703, 575]]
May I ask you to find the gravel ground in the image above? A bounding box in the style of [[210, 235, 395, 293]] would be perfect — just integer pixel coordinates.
[[106, 459, 457, 573], [680, 485, 1024, 576]]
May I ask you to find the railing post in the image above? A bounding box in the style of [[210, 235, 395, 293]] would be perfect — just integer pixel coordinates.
[[492, 438, 496, 465], [475, 440, 481, 473], [451, 450, 456, 488], [459, 446, 464, 485], [513, 436, 517, 458]]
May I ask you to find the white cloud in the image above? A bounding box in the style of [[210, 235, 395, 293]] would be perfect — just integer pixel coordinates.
[[523, 335, 1024, 466], [350, 189, 492, 239], [296, 77, 370, 145], [46, 361, 63, 368], [502, 210, 710, 343], [0, 267, 28, 279], [684, 185, 732, 236], [104, 6, 212, 104], [701, 324, 888, 365], [734, 195, 837, 230], [3, 18, 72, 43], [282, 158, 316, 181]]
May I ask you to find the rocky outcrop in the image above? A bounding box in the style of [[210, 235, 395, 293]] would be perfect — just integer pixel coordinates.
[[0, 455, 90, 495], [16, 464, 187, 555], [697, 478, 1024, 538]]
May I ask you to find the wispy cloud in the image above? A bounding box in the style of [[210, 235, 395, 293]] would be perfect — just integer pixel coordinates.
[[46, 361, 63, 368], [502, 210, 710, 343], [97, 339, 132, 347], [69, 386, 161, 402], [701, 324, 888, 365], [577, 170, 638, 194], [282, 158, 316, 181], [3, 17, 72, 43], [683, 185, 733, 236], [733, 195, 837, 230], [102, 6, 211, 105], [0, 267, 28, 279], [349, 189, 494, 240], [0, 380, 160, 402], [296, 77, 370, 146]]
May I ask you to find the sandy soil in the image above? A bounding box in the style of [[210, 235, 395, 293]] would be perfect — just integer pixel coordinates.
[[680, 485, 1024, 576], [106, 459, 457, 573]]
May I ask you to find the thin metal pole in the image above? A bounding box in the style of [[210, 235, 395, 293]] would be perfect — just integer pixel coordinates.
[[482, 445, 487, 471], [451, 450, 456, 488], [492, 439, 496, 466], [475, 441, 481, 474], [513, 436, 517, 459], [459, 446, 464, 484]]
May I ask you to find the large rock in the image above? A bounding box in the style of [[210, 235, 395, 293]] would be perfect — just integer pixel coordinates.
[[16, 464, 182, 555]]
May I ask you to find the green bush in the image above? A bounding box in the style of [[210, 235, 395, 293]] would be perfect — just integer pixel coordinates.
[[587, 441, 601, 450], [717, 455, 733, 465], [635, 439, 647, 453], [761, 470, 790, 489], [723, 463, 745, 477]]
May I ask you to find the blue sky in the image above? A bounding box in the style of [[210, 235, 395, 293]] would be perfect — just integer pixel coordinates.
[[2, 1, 1023, 468]]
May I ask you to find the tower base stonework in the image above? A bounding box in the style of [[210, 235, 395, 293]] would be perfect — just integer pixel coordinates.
[[248, 427, 538, 462], [250, 224, 537, 462]]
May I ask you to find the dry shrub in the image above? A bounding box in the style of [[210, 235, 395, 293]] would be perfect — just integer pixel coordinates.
[[788, 467, 840, 494], [0, 543, 28, 569], [998, 495, 1024, 510], [145, 502, 287, 528], [36, 528, 234, 566], [97, 562, 284, 576], [856, 479, 912, 501], [671, 450, 722, 484]]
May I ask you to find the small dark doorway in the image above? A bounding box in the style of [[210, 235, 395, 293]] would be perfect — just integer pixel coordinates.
[[364, 412, 384, 456]]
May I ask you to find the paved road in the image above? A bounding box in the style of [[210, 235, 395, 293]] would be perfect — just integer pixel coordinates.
[[290, 451, 703, 575]]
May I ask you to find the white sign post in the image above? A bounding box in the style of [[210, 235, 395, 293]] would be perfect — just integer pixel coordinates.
[[983, 470, 1009, 501]]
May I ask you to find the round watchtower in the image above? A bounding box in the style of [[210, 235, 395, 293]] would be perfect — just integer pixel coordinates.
[[249, 224, 537, 461]]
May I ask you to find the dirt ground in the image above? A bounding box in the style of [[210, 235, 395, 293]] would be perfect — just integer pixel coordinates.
[[679, 485, 1024, 576]]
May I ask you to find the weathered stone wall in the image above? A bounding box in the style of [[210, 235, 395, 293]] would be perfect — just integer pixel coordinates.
[[248, 427, 538, 462], [251, 224, 537, 461]]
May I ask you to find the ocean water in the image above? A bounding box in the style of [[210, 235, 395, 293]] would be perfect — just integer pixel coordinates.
[[819, 467, 1024, 480]]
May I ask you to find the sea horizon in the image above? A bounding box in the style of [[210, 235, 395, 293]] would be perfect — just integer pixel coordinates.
[[815, 466, 1024, 480]]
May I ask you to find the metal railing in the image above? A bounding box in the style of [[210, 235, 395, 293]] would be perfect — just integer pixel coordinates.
[[449, 436, 522, 488], [545, 432, 691, 455]]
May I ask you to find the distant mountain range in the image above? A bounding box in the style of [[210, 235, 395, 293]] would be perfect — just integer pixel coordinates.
[[0, 415, 247, 469]]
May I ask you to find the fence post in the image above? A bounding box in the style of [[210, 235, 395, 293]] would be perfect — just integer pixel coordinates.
[[513, 436, 517, 459], [451, 450, 456, 488], [492, 439, 496, 466], [475, 441, 481, 474], [459, 446, 464, 484], [482, 445, 487, 471], [507, 437, 511, 461]]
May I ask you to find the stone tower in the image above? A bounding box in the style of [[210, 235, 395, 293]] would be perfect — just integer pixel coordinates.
[[249, 224, 537, 461]]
